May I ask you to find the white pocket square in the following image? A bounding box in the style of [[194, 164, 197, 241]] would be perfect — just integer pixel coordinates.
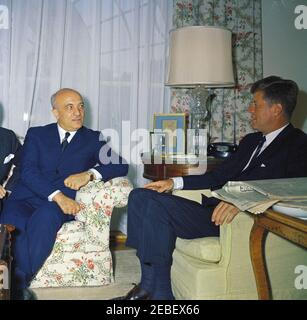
[[3, 154, 15, 164], [260, 163, 266, 168]]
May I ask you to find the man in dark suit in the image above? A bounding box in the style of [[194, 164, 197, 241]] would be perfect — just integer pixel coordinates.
[[0, 88, 128, 299], [114, 76, 307, 300], [0, 127, 21, 210]]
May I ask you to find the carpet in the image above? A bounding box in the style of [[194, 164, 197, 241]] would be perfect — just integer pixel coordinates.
[[32, 249, 140, 300]]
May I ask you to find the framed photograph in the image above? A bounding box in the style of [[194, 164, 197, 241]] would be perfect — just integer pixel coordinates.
[[186, 128, 208, 156], [154, 113, 186, 154], [150, 131, 167, 156]]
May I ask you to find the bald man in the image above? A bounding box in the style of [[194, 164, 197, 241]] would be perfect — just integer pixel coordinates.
[[0, 88, 128, 299]]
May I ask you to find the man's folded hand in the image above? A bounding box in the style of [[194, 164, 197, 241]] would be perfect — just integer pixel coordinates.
[[53, 192, 81, 215], [211, 201, 240, 226], [64, 171, 92, 190]]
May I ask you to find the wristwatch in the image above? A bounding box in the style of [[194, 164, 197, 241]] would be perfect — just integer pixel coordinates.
[[87, 171, 95, 181]]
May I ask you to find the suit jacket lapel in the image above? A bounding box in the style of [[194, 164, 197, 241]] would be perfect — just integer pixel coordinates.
[[46, 123, 62, 151], [42, 124, 63, 167], [245, 124, 294, 172], [236, 132, 262, 173]]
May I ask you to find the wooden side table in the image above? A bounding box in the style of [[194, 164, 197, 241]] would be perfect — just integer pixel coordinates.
[[249, 209, 307, 300], [141, 153, 223, 180]]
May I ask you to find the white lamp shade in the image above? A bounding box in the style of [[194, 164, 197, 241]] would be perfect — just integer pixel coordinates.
[[166, 26, 235, 88]]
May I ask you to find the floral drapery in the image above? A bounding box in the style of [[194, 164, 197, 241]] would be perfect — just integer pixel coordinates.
[[171, 0, 262, 143]]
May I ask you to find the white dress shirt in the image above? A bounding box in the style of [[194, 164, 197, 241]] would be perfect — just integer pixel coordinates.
[[171, 124, 289, 191], [48, 124, 102, 201]]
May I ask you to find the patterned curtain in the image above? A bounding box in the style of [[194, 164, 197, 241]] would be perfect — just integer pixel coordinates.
[[171, 0, 262, 143]]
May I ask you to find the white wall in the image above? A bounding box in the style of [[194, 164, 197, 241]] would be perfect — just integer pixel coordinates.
[[262, 0, 307, 132]]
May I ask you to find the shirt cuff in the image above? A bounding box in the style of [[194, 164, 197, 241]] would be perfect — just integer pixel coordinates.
[[89, 168, 102, 180], [48, 190, 61, 202], [171, 177, 184, 190]]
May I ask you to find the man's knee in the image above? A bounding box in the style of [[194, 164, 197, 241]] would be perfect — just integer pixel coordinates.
[[128, 188, 160, 222], [128, 187, 155, 203], [30, 202, 65, 227]]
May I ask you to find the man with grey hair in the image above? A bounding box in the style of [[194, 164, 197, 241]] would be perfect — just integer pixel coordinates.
[[0, 88, 128, 299]]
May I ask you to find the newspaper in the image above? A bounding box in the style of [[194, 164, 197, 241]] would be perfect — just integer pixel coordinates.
[[211, 177, 307, 214]]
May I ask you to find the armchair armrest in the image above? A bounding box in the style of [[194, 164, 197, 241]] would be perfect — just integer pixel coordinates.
[[172, 189, 212, 204], [173, 189, 253, 267], [172, 189, 258, 298], [56, 177, 132, 252], [103, 177, 133, 208], [75, 177, 133, 223]]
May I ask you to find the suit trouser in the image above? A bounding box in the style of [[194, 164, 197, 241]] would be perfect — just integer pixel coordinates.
[[1, 197, 73, 289], [126, 188, 219, 267]]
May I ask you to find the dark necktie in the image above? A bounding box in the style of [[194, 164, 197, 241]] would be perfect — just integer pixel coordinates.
[[249, 135, 266, 165], [61, 132, 71, 152]]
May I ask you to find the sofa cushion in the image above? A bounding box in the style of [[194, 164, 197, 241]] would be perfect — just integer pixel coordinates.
[[175, 237, 221, 263]]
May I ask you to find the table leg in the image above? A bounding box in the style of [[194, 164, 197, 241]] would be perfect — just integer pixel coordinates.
[[249, 221, 271, 300]]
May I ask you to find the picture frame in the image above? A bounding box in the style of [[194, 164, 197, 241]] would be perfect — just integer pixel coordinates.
[[186, 128, 208, 156], [150, 131, 168, 156], [153, 113, 186, 155]]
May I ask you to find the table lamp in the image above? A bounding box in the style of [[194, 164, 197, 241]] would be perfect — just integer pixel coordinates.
[[165, 26, 235, 155]]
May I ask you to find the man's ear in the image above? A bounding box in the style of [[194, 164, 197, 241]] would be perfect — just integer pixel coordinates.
[[273, 103, 283, 117], [52, 107, 59, 120]]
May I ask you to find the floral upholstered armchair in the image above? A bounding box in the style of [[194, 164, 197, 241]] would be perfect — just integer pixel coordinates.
[[30, 177, 133, 288]]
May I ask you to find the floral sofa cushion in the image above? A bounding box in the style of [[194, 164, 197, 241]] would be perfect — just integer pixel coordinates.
[[30, 177, 133, 288]]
